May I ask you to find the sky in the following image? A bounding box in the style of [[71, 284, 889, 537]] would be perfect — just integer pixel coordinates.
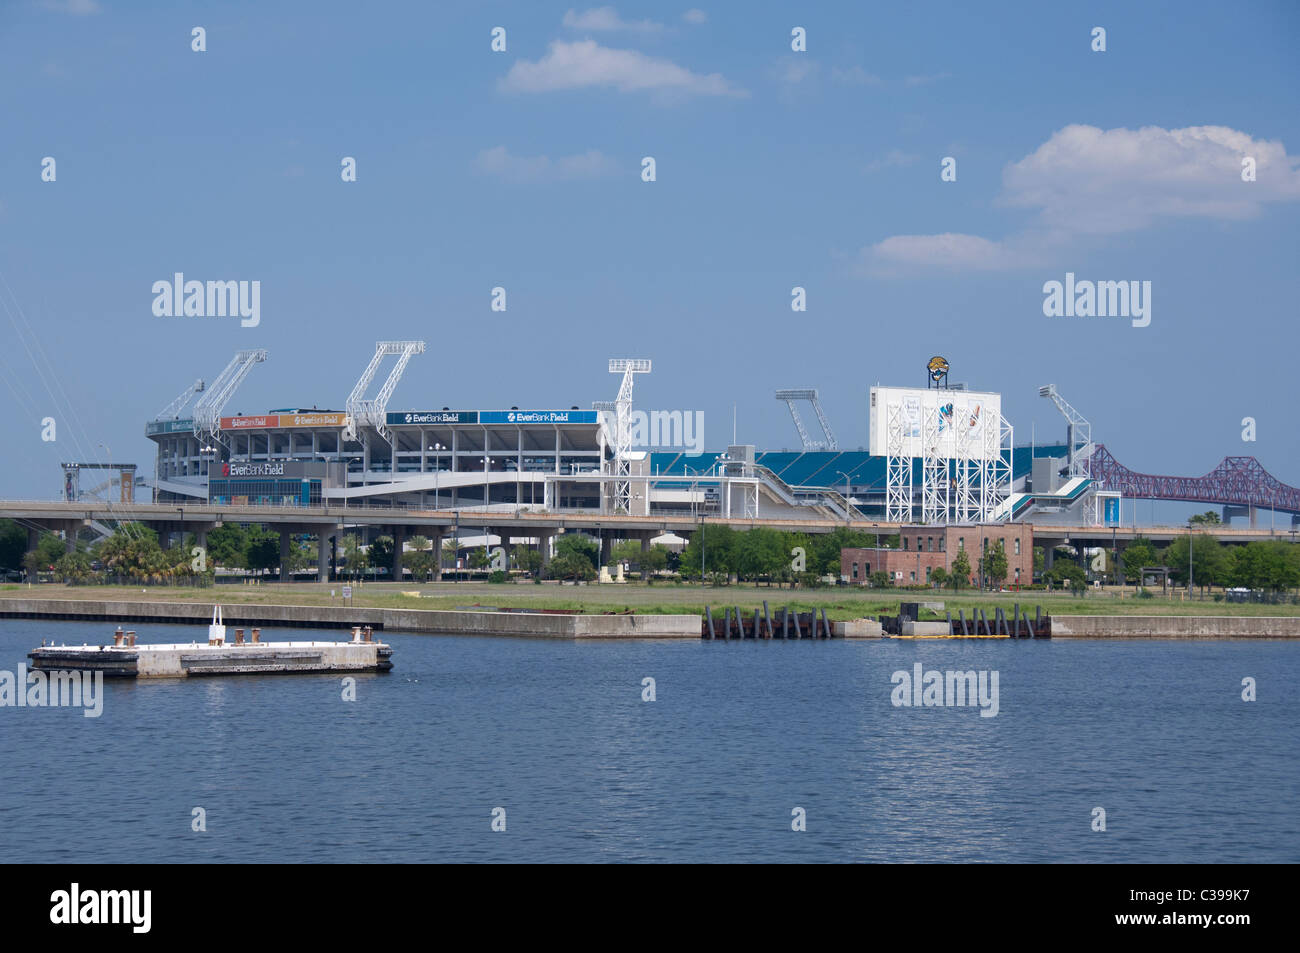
[[1, 0, 1298, 508]]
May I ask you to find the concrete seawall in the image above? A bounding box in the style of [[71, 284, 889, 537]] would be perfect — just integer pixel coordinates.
[[1051, 615, 1300, 639], [0, 598, 700, 640]]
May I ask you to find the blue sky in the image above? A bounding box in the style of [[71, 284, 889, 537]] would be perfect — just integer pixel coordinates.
[[1, 0, 1298, 507]]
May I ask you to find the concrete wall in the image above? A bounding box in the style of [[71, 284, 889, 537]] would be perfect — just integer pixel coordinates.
[[0, 598, 699, 639], [1051, 615, 1300, 638]]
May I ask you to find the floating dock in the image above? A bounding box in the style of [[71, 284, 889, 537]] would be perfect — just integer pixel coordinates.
[[27, 611, 392, 678]]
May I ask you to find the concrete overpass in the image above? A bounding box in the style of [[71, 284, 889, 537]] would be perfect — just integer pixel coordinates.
[[3, 499, 1292, 582]]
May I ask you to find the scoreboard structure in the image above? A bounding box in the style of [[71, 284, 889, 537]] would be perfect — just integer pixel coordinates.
[[869, 385, 1013, 524]]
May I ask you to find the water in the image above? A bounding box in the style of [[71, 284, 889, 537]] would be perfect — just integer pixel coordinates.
[[1, 619, 1296, 862]]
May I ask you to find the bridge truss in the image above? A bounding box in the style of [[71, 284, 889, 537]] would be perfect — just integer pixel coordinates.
[[1090, 446, 1300, 515]]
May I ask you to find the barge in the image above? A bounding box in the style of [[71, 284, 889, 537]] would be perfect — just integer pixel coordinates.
[[27, 607, 393, 678]]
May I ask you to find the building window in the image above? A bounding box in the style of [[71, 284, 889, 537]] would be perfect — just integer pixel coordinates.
[[925, 566, 932, 581], [927, 536, 933, 552], [1014, 538, 1021, 556], [852, 562, 859, 579], [910, 571, 916, 582], [903, 536, 909, 551], [939, 537, 946, 552], [958, 537, 964, 550]]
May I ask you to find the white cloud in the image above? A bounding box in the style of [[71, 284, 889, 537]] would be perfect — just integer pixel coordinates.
[[683, 9, 707, 24], [862, 234, 1033, 274], [861, 123, 1300, 273], [562, 7, 663, 33], [474, 146, 617, 183], [1001, 124, 1300, 234], [832, 65, 883, 87], [500, 39, 745, 98], [39, 0, 100, 12], [772, 56, 817, 87]]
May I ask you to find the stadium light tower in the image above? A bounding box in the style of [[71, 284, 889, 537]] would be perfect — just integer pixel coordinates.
[[608, 359, 651, 514], [346, 341, 426, 441], [775, 388, 838, 451], [1039, 384, 1093, 479], [193, 350, 268, 444]]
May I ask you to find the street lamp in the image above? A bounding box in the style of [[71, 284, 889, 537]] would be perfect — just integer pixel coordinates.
[[836, 470, 852, 526], [433, 442, 444, 510], [1188, 518, 1194, 597]]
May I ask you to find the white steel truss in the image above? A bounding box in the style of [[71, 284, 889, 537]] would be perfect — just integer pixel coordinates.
[[345, 341, 426, 441], [888, 394, 1014, 524], [885, 399, 914, 523], [193, 349, 268, 443], [921, 401, 950, 524], [607, 358, 651, 515]]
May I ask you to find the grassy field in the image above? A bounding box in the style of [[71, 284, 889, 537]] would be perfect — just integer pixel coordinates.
[[2, 581, 1297, 621]]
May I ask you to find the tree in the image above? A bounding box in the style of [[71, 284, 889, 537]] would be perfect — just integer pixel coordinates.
[[0, 519, 26, 571], [54, 551, 93, 584], [555, 533, 599, 571], [869, 570, 893, 588], [1032, 546, 1045, 576], [368, 536, 395, 574], [734, 527, 789, 583], [610, 539, 643, 566], [1165, 533, 1228, 592], [513, 546, 543, 576], [24, 533, 69, 576], [678, 524, 736, 580], [548, 552, 596, 581], [979, 540, 1008, 589], [1118, 537, 1157, 586], [641, 544, 669, 575], [245, 534, 280, 578], [1190, 511, 1222, 525], [1228, 540, 1300, 591], [930, 566, 948, 589], [205, 522, 249, 568], [340, 534, 369, 580], [404, 536, 434, 582], [950, 550, 972, 590]]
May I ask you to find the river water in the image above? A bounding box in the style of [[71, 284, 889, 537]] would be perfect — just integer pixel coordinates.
[[1, 619, 1295, 862]]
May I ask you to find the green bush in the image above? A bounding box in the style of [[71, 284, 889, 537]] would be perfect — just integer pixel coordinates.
[[487, 570, 508, 584]]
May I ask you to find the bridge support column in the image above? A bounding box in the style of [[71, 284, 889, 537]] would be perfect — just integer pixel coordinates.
[[538, 531, 554, 569], [391, 526, 405, 583], [280, 530, 293, 581], [317, 533, 330, 583], [430, 531, 443, 581]]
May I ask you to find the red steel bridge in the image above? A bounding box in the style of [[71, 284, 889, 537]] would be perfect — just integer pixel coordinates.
[[1089, 445, 1300, 516]]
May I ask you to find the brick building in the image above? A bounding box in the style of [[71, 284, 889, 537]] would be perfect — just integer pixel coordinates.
[[841, 523, 1034, 588]]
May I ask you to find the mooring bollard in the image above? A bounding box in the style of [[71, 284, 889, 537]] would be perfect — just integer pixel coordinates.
[[251, 627, 261, 644], [125, 631, 137, 647], [113, 628, 125, 647], [234, 628, 245, 645]]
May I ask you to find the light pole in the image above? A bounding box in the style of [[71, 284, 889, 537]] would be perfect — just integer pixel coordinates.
[[433, 442, 443, 510], [1188, 519, 1194, 597]]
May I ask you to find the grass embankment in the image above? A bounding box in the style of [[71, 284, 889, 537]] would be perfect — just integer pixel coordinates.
[[1, 582, 1297, 622]]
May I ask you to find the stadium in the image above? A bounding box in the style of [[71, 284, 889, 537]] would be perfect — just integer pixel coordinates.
[[127, 343, 1101, 528]]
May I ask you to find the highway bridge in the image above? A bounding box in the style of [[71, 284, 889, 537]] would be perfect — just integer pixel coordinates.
[[2, 499, 1293, 582]]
